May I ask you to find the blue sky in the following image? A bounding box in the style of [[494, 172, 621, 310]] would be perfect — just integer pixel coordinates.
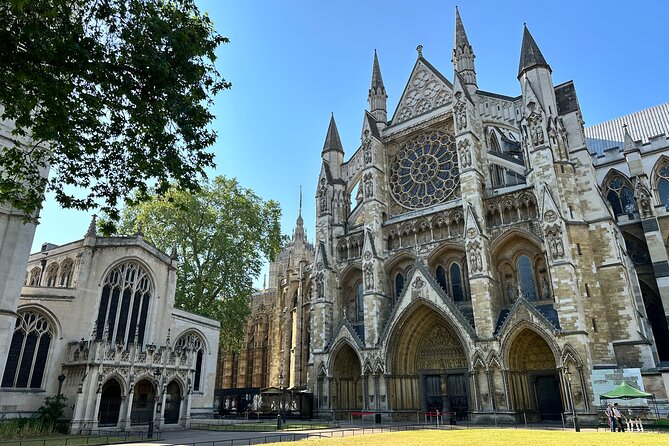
[[33, 0, 669, 285]]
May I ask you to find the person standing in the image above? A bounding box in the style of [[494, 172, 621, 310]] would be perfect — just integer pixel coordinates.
[[612, 403, 626, 432], [605, 403, 615, 432]]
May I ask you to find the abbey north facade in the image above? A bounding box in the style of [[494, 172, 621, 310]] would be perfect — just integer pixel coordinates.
[[218, 9, 669, 423]]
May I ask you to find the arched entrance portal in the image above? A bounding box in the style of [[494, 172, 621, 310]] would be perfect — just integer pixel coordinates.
[[330, 343, 362, 414], [130, 379, 155, 425], [388, 304, 469, 419], [98, 379, 122, 427], [164, 381, 182, 424], [508, 328, 562, 421]]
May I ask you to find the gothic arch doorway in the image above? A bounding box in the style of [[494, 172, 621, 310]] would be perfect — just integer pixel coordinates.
[[130, 379, 155, 425], [330, 343, 362, 413], [388, 304, 469, 419], [507, 328, 562, 421], [164, 381, 182, 424], [98, 379, 122, 427]]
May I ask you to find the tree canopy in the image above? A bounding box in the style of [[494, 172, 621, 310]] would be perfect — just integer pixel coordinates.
[[0, 0, 229, 220], [100, 176, 283, 351]]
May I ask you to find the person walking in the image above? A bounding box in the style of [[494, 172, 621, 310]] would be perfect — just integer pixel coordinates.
[[605, 403, 615, 432], [612, 403, 626, 432]]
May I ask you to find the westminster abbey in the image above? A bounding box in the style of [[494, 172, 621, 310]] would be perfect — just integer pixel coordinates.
[[218, 8, 669, 423]]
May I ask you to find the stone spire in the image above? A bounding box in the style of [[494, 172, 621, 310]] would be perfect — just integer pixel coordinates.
[[85, 214, 97, 237], [368, 50, 387, 123], [294, 186, 306, 242], [452, 7, 477, 89], [623, 124, 640, 153], [518, 24, 551, 78], [322, 113, 344, 155]]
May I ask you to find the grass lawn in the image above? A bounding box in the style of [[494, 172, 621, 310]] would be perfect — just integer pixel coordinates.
[[264, 429, 666, 446], [0, 434, 143, 446]]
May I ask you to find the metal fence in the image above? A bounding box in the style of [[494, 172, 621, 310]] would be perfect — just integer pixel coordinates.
[[0, 430, 162, 446]]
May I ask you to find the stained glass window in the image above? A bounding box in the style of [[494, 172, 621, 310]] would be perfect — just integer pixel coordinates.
[[389, 130, 459, 209], [95, 261, 153, 346], [1, 310, 53, 388], [450, 263, 464, 302], [395, 273, 405, 299], [657, 165, 669, 209], [517, 255, 537, 301], [176, 331, 205, 391], [435, 265, 447, 291], [605, 176, 635, 216]]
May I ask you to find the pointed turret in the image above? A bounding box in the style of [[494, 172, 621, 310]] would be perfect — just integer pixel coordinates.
[[518, 24, 551, 78], [368, 50, 387, 123], [321, 114, 344, 179], [452, 7, 477, 89], [322, 114, 343, 155]]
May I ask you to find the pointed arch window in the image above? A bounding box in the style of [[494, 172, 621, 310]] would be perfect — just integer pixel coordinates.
[[657, 164, 669, 209], [490, 131, 501, 152], [450, 263, 464, 302], [59, 259, 74, 287], [517, 255, 537, 301], [45, 264, 59, 287], [176, 332, 205, 392], [435, 265, 447, 291], [356, 282, 364, 323], [28, 267, 41, 286], [394, 273, 405, 299], [95, 261, 153, 346], [605, 175, 635, 216], [2, 310, 53, 388]]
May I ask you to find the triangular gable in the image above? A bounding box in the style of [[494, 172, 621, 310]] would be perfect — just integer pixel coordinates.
[[539, 183, 563, 221], [496, 296, 560, 339], [325, 318, 364, 353], [363, 111, 381, 140], [315, 241, 330, 270], [390, 57, 453, 126], [378, 259, 477, 347]]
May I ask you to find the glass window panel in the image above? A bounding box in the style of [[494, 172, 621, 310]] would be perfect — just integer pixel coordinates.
[[518, 255, 537, 301]]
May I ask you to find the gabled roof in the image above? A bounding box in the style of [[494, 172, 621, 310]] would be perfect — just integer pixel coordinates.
[[364, 112, 381, 139], [389, 56, 453, 126]]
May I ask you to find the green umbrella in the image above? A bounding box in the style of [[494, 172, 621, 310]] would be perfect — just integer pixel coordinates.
[[599, 382, 658, 419]]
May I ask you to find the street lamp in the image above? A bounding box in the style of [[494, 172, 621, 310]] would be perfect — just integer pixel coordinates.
[[148, 367, 161, 438], [564, 369, 580, 432], [278, 369, 285, 427]]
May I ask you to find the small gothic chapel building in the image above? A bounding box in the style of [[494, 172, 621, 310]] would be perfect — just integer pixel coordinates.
[[306, 9, 669, 423], [0, 220, 220, 432]]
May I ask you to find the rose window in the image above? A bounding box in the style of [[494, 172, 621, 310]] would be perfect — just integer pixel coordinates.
[[389, 130, 459, 209]]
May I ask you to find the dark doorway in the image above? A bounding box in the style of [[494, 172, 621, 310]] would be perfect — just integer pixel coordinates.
[[535, 375, 562, 420], [446, 374, 469, 420], [131, 379, 155, 425], [98, 379, 122, 427], [164, 381, 181, 424], [424, 375, 443, 411]]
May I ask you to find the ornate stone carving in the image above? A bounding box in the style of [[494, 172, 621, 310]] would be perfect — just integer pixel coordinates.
[[453, 97, 467, 131], [412, 276, 425, 290], [363, 172, 373, 198], [363, 251, 372, 261], [363, 130, 372, 164], [458, 139, 472, 168], [318, 178, 328, 215], [545, 224, 565, 259], [543, 210, 557, 222], [526, 102, 545, 147], [635, 181, 652, 218], [363, 262, 374, 289], [467, 241, 483, 272]]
